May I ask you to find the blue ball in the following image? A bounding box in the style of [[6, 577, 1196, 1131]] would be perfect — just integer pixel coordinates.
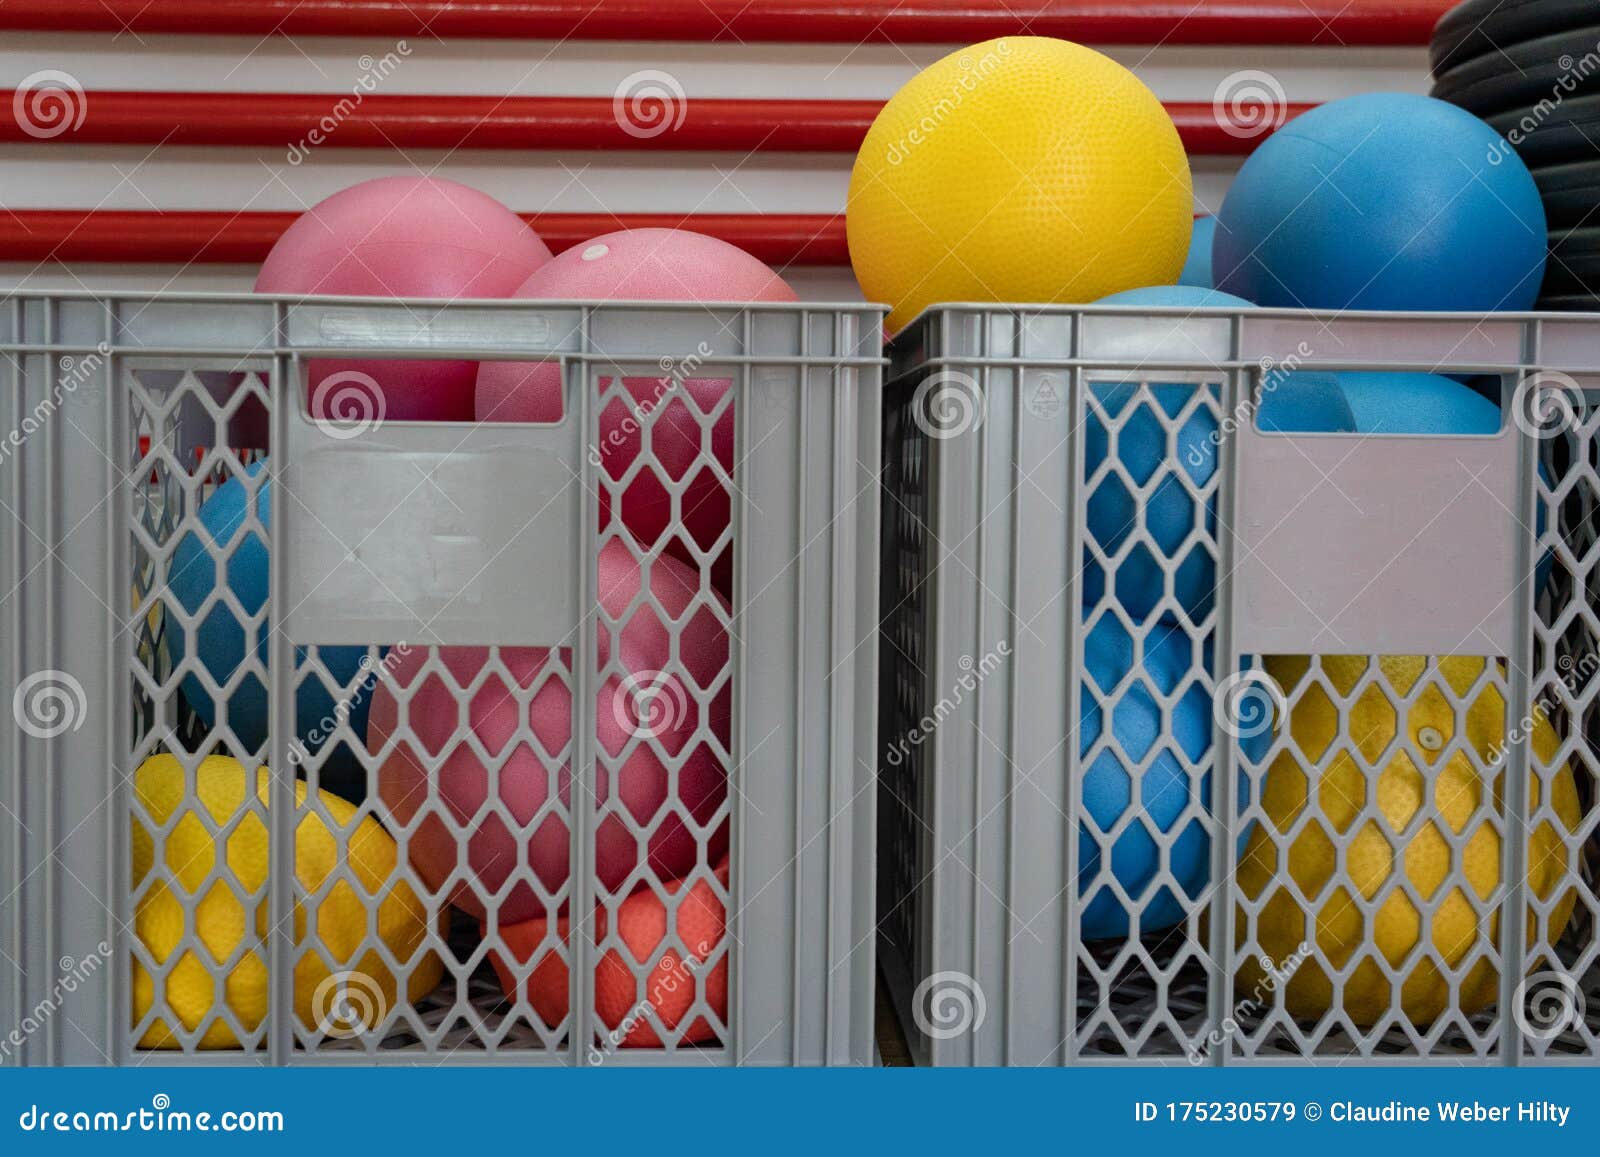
[[1097, 284, 1250, 309], [1214, 93, 1546, 311], [1282, 370, 1551, 594], [1077, 620, 1258, 939], [1316, 370, 1497, 435], [1085, 286, 1357, 621], [168, 462, 379, 765], [1179, 215, 1217, 288]]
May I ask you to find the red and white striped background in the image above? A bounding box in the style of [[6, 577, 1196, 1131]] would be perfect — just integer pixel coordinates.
[[0, 0, 1452, 300]]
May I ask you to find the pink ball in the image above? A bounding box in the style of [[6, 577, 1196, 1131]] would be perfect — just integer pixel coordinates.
[[370, 542, 730, 923], [474, 229, 796, 587], [256, 176, 551, 422]]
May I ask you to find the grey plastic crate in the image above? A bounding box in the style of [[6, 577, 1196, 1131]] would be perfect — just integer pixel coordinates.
[[880, 303, 1600, 1066], [0, 290, 882, 1066]]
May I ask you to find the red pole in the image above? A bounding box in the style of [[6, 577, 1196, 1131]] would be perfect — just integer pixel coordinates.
[[0, 210, 851, 266], [0, 92, 1312, 156], [0, 0, 1453, 45]]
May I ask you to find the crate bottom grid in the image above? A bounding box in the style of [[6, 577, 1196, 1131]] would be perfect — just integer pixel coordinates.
[[884, 900, 1600, 1064]]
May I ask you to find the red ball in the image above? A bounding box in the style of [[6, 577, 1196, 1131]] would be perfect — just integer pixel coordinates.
[[370, 543, 729, 923], [256, 176, 551, 422]]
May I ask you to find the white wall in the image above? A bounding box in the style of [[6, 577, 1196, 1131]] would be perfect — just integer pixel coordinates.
[[0, 32, 1433, 298]]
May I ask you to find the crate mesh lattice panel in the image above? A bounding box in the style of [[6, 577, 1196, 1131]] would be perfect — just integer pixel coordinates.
[[125, 364, 737, 1057]]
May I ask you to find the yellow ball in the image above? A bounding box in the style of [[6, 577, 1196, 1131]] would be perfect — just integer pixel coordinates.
[[847, 37, 1193, 333], [1237, 656, 1580, 1027], [131, 753, 443, 1049]]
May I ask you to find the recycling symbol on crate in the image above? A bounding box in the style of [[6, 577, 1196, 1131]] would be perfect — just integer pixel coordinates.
[[1027, 375, 1064, 419]]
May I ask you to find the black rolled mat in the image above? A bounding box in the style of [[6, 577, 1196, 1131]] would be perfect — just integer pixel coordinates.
[[1432, 0, 1600, 76], [1540, 226, 1600, 294], [1432, 24, 1600, 117], [1488, 92, 1600, 167], [1532, 159, 1600, 227]]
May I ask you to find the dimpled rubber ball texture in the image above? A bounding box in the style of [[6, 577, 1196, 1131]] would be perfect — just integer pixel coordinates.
[[1179, 216, 1218, 288], [1236, 655, 1578, 1025], [256, 176, 552, 421], [130, 753, 442, 1049], [847, 37, 1193, 334], [475, 228, 795, 591], [1082, 286, 1357, 621], [1214, 93, 1546, 311], [167, 463, 378, 765]]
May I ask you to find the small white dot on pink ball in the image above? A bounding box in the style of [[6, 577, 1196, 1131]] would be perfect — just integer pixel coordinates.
[[581, 243, 610, 261]]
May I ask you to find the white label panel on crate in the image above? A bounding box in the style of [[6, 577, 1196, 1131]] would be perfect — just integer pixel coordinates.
[[279, 416, 580, 646], [1231, 425, 1524, 656]]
